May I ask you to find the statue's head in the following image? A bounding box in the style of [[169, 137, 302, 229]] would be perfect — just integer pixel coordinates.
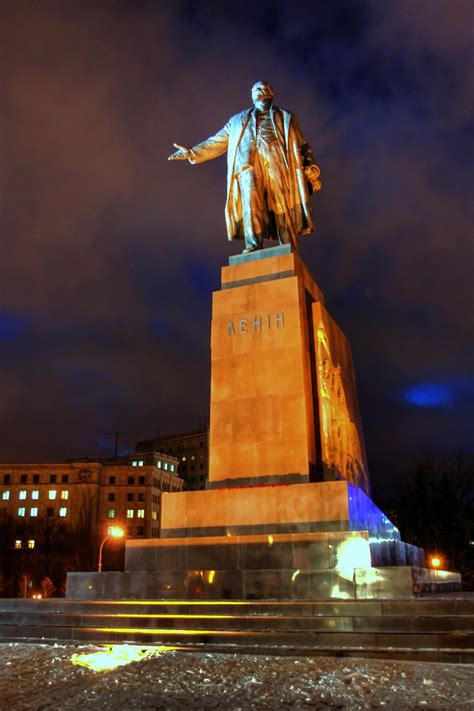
[[251, 81, 274, 108]]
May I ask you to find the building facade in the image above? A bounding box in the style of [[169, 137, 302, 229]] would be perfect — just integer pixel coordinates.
[[0, 451, 182, 551], [135, 429, 209, 490]]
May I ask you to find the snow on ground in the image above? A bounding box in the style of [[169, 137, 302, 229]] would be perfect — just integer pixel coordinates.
[[0, 643, 472, 710]]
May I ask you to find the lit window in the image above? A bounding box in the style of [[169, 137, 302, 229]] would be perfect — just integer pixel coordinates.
[[18, 507, 26, 517], [31, 491, 39, 500], [19, 490, 27, 500], [59, 507, 67, 517], [14, 540, 22, 549], [60, 491, 69, 500], [156, 460, 162, 468], [152, 511, 157, 520], [2, 491, 10, 500], [137, 509, 145, 518], [181, 456, 186, 461], [132, 460, 138, 467], [170, 464, 175, 472], [126, 509, 134, 518], [164, 462, 168, 471], [27, 539, 35, 549], [107, 509, 115, 519], [138, 460, 144, 467], [30, 507, 38, 517], [48, 490, 57, 500]]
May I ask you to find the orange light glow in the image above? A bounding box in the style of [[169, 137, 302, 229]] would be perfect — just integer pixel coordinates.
[[109, 526, 125, 539], [430, 556, 442, 568]]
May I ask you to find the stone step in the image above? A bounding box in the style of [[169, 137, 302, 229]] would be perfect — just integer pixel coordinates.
[[0, 624, 472, 661], [0, 597, 472, 663], [0, 611, 473, 633], [0, 597, 472, 617]]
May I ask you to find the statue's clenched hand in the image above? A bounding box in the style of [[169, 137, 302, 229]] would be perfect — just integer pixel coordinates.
[[168, 143, 191, 161]]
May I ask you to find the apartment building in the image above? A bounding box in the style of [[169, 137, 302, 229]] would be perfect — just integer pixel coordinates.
[[135, 428, 209, 490], [0, 450, 182, 550]]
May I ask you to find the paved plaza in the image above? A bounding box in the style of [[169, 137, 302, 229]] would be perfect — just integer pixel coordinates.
[[0, 642, 472, 710]]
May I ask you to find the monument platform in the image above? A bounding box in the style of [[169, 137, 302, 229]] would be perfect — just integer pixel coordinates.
[[69, 480, 455, 602], [67, 246, 461, 601]]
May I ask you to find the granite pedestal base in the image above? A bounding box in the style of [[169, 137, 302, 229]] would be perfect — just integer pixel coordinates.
[[66, 481, 461, 601], [66, 248, 462, 601], [67, 564, 461, 602]]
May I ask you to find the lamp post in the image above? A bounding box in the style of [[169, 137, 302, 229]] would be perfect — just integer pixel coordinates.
[[98, 526, 125, 573]]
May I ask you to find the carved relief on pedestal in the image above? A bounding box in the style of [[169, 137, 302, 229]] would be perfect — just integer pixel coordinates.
[[314, 305, 370, 495]]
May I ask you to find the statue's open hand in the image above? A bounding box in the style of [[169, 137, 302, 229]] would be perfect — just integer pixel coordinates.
[[168, 143, 191, 161]]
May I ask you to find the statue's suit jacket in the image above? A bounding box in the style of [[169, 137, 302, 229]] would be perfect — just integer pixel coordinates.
[[189, 106, 315, 244]]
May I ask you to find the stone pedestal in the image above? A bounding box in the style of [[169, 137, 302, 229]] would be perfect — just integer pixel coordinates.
[[209, 244, 370, 493], [66, 246, 461, 601]]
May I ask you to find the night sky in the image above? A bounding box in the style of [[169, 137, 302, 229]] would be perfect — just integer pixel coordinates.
[[1, 0, 473, 499]]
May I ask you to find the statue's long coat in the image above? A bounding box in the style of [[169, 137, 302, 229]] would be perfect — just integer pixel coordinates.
[[189, 106, 315, 246]]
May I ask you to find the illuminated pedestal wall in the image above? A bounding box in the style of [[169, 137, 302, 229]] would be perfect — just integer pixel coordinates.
[[208, 245, 370, 492], [66, 246, 461, 600]]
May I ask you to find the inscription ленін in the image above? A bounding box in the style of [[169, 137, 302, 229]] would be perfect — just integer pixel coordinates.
[[227, 312, 285, 336]]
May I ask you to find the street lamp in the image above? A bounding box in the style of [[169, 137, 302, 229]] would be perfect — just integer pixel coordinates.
[[429, 555, 442, 569], [98, 526, 125, 572]]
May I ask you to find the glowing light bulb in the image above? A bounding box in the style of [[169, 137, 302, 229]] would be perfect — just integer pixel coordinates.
[[109, 527, 125, 538], [430, 556, 442, 568]]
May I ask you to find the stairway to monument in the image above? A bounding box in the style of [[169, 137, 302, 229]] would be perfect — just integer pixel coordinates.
[[0, 596, 472, 663]]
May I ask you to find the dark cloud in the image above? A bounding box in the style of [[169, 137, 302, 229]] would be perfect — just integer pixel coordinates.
[[0, 0, 472, 496]]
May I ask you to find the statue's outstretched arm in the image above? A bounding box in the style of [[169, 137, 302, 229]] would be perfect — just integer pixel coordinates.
[[168, 124, 230, 165]]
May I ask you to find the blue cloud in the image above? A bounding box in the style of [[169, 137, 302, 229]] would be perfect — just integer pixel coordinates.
[[403, 383, 454, 408], [0, 311, 28, 342], [150, 317, 174, 338], [400, 378, 474, 409], [186, 262, 219, 295]]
